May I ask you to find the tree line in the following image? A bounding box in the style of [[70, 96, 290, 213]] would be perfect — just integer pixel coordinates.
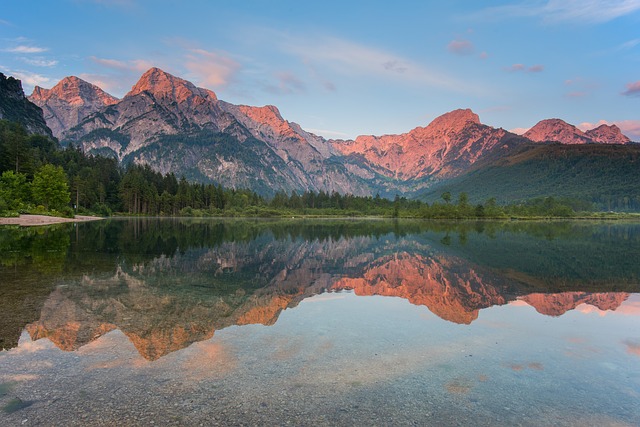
[[0, 119, 611, 219]]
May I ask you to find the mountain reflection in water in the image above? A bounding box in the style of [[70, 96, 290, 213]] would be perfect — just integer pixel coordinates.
[[1, 219, 639, 360]]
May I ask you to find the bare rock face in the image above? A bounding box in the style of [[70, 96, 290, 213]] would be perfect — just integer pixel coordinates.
[[29, 76, 119, 139], [219, 101, 372, 195], [585, 124, 631, 144], [0, 72, 53, 137], [332, 109, 518, 180], [524, 119, 633, 145], [43, 68, 375, 196], [524, 118, 591, 144]]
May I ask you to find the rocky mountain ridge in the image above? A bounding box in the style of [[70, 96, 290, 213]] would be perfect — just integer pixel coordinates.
[[29, 76, 119, 139], [0, 72, 53, 137], [4, 68, 635, 197], [524, 118, 631, 145]]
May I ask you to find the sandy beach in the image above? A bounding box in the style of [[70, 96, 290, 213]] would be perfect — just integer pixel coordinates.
[[0, 214, 104, 227]]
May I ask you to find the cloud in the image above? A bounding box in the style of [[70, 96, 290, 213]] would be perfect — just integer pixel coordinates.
[[19, 57, 58, 67], [5, 45, 48, 54], [78, 73, 124, 94], [475, 0, 640, 24], [479, 51, 489, 60], [565, 91, 586, 98], [505, 63, 544, 73], [85, 57, 155, 95], [617, 38, 640, 50], [280, 34, 480, 94], [0, 19, 12, 26], [263, 71, 306, 95], [382, 60, 408, 73], [447, 39, 475, 55], [509, 127, 530, 135], [90, 56, 152, 72], [0, 67, 54, 89], [184, 48, 241, 88], [304, 62, 336, 91], [577, 119, 640, 140], [622, 80, 640, 96]]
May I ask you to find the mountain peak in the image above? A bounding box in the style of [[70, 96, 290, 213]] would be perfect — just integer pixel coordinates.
[[585, 123, 631, 144], [524, 118, 590, 144], [126, 67, 217, 104], [30, 76, 118, 106], [424, 108, 480, 134]]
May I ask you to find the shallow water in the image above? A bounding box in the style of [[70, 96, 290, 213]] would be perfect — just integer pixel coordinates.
[[0, 219, 639, 426]]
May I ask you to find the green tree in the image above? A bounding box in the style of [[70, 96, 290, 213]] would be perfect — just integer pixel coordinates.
[[441, 192, 452, 204], [0, 170, 30, 210], [31, 164, 70, 210]]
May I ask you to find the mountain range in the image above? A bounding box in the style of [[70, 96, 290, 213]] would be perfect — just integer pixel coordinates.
[[1, 68, 637, 203]]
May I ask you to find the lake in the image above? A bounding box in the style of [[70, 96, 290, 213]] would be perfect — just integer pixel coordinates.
[[1, 218, 639, 426]]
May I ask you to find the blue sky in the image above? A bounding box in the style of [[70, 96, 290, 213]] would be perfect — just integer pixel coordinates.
[[1, 0, 639, 139]]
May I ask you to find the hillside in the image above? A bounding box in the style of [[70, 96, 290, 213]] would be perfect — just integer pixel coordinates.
[[421, 143, 640, 210]]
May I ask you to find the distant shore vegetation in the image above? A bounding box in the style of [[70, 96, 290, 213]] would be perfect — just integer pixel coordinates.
[[1, 119, 638, 220]]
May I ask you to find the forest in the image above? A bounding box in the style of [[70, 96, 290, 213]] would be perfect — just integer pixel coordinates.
[[0, 119, 629, 219]]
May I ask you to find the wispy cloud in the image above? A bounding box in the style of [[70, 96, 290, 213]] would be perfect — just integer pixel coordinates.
[[90, 56, 151, 72], [617, 38, 640, 50], [447, 39, 474, 56], [509, 127, 530, 135], [19, 57, 58, 67], [564, 76, 599, 98], [280, 34, 480, 94], [77, 73, 122, 94], [0, 18, 12, 26], [5, 45, 48, 54], [263, 71, 306, 95], [86, 56, 155, 95], [474, 0, 640, 24], [622, 80, 640, 96], [0, 67, 54, 89], [304, 62, 336, 92], [505, 63, 544, 73], [184, 48, 241, 88]]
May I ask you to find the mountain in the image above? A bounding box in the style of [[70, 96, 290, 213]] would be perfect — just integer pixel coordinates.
[[331, 109, 526, 184], [28, 68, 638, 200], [218, 101, 372, 194], [420, 142, 640, 210], [43, 68, 373, 196], [524, 119, 632, 144], [29, 76, 119, 139], [0, 72, 53, 137], [585, 124, 631, 144]]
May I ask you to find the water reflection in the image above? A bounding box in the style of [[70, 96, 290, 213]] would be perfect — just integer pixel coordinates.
[[1, 219, 639, 360]]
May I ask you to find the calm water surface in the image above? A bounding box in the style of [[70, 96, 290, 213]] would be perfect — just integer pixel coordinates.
[[0, 219, 639, 426]]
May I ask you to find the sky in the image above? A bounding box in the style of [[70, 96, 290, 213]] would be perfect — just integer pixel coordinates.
[[1, 0, 639, 140]]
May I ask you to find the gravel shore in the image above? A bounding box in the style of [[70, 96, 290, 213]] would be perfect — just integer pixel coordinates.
[[0, 214, 103, 227]]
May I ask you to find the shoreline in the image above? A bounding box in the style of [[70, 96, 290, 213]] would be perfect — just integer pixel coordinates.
[[0, 214, 104, 227]]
